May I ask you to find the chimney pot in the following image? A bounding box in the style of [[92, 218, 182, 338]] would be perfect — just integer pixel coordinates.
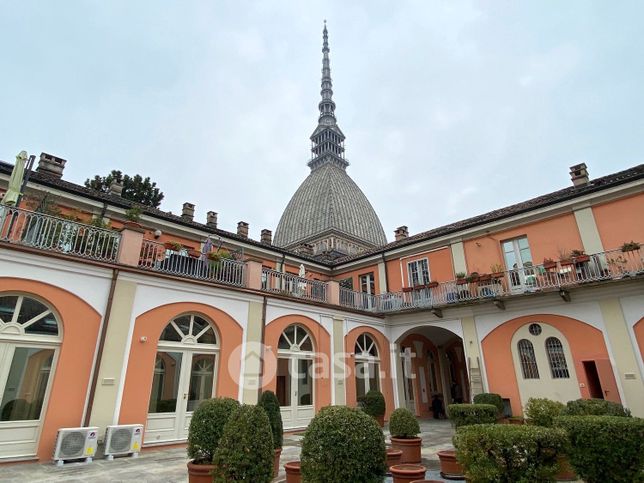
[[181, 202, 195, 221], [260, 229, 272, 245], [394, 225, 409, 241], [36, 152, 66, 179], [109, 180, 123, 196], [206, 211, 218, 229], [570, 163, 589, 187], [237, 221, 249, 238]]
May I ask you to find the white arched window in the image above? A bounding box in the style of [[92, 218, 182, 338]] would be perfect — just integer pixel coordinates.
[[276, 324, 315, 411], [545, 337, 570, 379], [355, 333, 380, 398], [517, 339, 539, 379], [278, 324, 313, 352]]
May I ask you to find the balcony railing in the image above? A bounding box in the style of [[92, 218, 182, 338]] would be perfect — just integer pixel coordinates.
[[139, 239, 245, 287], [340, 287, 378, 311], [261, 268, 327, 303], [0, 205, 120, 262]]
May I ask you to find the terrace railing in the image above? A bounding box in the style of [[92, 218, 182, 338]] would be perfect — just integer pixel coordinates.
[[261, 268, 328, 303], [340, 287, 378, 311], [0, 205, 120, 262], [139, 239, 245, 287]]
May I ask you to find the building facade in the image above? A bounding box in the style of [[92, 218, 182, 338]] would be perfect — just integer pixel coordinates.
[[0, 25, 643, 463]]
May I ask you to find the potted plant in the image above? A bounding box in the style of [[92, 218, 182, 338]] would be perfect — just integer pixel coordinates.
[[187, 397, 240, 483], [389, 408, 422, 464], [427, 281, 439, 288], [164, 240, 183, 251], [258, 390, 283, 477], [284, 461, 301, 483], [543, 257, 557, 270], [301, 406, 386, 483], [455, 272, 467, 285], [571, 249, 590, 263], [123, 206, 142, 228], [188, 248, 202, 258], [490, 263, 505, 278], [465, 272, 479, 283], [386, 448, 403, 469], [389, 464, 426, 483], [621, 240, 640, 252], [358, 389, 386, 427], [212, 404, 274, 483], [558, 249, 574, 267], [478, 272, 491, 282]]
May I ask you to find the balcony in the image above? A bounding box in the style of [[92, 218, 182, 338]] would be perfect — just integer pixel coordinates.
[[261, 268, 328, 303], [0, 205, 120, 262]]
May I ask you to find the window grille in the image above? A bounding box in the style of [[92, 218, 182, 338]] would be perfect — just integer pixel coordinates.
[[517, 339, 539, 379], [545, 337, 570, 378]]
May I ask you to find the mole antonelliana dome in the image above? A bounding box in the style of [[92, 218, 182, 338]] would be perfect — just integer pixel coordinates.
[[273, 23, 386, 258]]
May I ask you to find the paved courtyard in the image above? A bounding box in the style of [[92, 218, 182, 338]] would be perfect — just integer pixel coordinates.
[[0, 419, 457, 482]]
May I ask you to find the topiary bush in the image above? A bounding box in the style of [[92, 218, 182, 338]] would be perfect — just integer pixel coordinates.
[[187, 397, 240, 464], [301, 406, 386, 483], [472, 392, 504, 415], [524, 398, 565, 427], [454, 423, 567, 483], [358, 389, 386, 418], [555, 415, 644, 483], [389, 407, 421, 438], [562, 398, 631, 417], [212, 404, 274, 483], [258, 390, 283, 449], [447, 403, 498, 428]]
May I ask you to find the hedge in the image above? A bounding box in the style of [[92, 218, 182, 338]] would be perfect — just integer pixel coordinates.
[[187, 397, 240, 464], [454, 424, 567, 482], [258, 390, 283, 449], [524, 398, 565, 427], [555, 415, 644, 483], [213, 404, 274, 483], [358, 389, 386, 418], [562, 398, 631, 417], [447, 403, 498, 428], [472, 392, 504, 415], [389, 407, 420, 438], [301, 406, 386, 483]]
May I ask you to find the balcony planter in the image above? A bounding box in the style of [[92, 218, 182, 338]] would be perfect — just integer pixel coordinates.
[[478, 273, 491, 282], [402, 287, 414, 293], [273, 447, 282, 478], [437, 449, 464, 480], [465, 273, 479, 283], [455, 278, 468, 285], [559, 259, 574, 267], [543, 259, 557, 270], [573, 254, 590, 263], [284, 461, 301, 483], [391, 437, 422, 464], [188, 249, 201, 258], [492, 271, 505, 279], [390, 464, 426, 483], [187, 461, 215, 483], [621, 241, 640, 252], [427, 281, 439, 288], [164, 241, 183, 251], [413, 285, 427, 291], [386, 448, 403, 469]]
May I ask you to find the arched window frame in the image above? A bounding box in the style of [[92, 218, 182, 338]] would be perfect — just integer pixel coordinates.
[[0, 293, 62, 342], [545, 337, 570, 379], [354, 332, 381, 398], [517, 339, 540, 379], [277, 324, 314, 354], [158, 313, 219, 348]]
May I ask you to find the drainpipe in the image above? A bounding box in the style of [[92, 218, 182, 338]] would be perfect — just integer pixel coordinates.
[[257, 296, 268, 399], [381, 253, 390, 292], [83, 268, 119, 426]]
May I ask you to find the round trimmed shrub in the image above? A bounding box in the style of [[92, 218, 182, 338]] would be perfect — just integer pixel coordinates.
[[454, 423, 567, 482], [524, 397, 565, 427], [473, 392, 504, 415], [358, 389, 386, 418], [562, 398, 631, 417], [389, 407, 420, 438], [556, 415, 644, 483], [258, 390, 283, 449], [447, 403, 498, 428], [212, 404, 274, 483], [301, 406, 386, 483], [187, 397, 240, 464]]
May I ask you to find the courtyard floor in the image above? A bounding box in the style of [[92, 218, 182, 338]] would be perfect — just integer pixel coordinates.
[[0, 419, 458, 482]]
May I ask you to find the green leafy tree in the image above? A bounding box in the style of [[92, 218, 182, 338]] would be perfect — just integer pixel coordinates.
[[84, 170, 164, 208]]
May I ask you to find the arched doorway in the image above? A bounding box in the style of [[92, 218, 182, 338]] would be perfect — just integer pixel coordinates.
[[145, 313, 219, 444], [0, 294, 60, 458], [276, 324, 315, 429]]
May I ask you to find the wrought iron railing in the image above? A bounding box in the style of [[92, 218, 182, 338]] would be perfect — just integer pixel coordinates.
[[261, 268, 327, 303], [340, 287, 378, 311], [139, 239, 245, 287], [0, 205, 120, 262]]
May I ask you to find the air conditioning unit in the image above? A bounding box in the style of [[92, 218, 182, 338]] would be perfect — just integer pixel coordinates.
[[104, 424, 144, 460], [52, 426, 99, 466]]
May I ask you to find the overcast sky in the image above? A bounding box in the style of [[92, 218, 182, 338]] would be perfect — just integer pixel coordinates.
[[1, 1, 643, 242]]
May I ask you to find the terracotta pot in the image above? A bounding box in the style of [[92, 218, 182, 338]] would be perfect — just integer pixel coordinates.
[[284, 461, 301, 483], [573, 255, 590, 263], [376, 414, 385, 427], [187, 460, 215, 483], [411, 480, 443, 483], [492, 272, 505, 278], [555, 455, 577, 481], [427, 281, 439, 288], [456, 278, 467, 285], [273, 447, 282, 478], [543, 261, 557, 270], [386, 448, 403, 468], [437, 449, 464, 480], [391, 437, 422, 464], [390, 464, 426, 483]]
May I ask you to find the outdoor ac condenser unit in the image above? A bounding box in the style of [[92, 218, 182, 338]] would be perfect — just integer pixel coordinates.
[[103, 424, 144, 460], [52, 426, 99, 466]]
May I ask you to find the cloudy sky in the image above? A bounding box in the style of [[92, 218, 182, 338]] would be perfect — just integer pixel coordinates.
[[1, 1, 643, 242]]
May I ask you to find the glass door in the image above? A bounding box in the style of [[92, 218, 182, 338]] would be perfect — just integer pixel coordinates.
[[276, 356, 314, 429], [502, 237, 534, 292], [401, 348, 416, 413]]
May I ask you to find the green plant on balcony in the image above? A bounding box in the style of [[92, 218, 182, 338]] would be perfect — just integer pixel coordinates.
[[465, 272, 480, 283], [164, 241, 184, 251], [621, 241, 640, 252], [124, 206, 142, 222]]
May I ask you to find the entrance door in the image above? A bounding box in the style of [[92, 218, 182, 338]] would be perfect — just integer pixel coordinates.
[[401, 348, 416, 413], [145, 314, 218, 445], [502, 237, 535, 293], [590, 359, 621, 404]]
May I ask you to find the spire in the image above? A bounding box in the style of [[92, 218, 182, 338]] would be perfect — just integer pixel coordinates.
[[308, 21, 349, 171]]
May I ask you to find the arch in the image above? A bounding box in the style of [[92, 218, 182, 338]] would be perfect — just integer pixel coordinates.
[[481, 314, 620, 415], [344, 326, 394, 418], [0, 277, 102, 461], [119, 302, 243, 427], [278, 323, 314, 352], [262, 314, 331, 412]]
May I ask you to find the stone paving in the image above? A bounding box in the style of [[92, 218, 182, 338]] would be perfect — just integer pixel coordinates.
[[0, 419, 458, 483]]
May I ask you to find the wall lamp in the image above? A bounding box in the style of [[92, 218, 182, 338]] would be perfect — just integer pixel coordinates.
[[559, 289, 571, 302], [430, 308, 443, 318], [492, 299, 505, 310]]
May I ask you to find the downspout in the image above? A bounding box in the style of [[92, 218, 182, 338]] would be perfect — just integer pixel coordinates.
[[257, 295, 268, 399], [381, 253, 390, 292], [83, 267, 119, 426]]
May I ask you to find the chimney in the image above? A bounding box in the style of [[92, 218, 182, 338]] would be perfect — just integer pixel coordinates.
[[394, 226, 409, 241], [297, 243, 313, 256], [206, 211, 218, 229], [570, 163, 589, 187], [181, 202, 195, 221], [260, 229, 272, 245], [109, 180, 123, 196], [237, 221, 249, 238], [37, 152, 66, 179]]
